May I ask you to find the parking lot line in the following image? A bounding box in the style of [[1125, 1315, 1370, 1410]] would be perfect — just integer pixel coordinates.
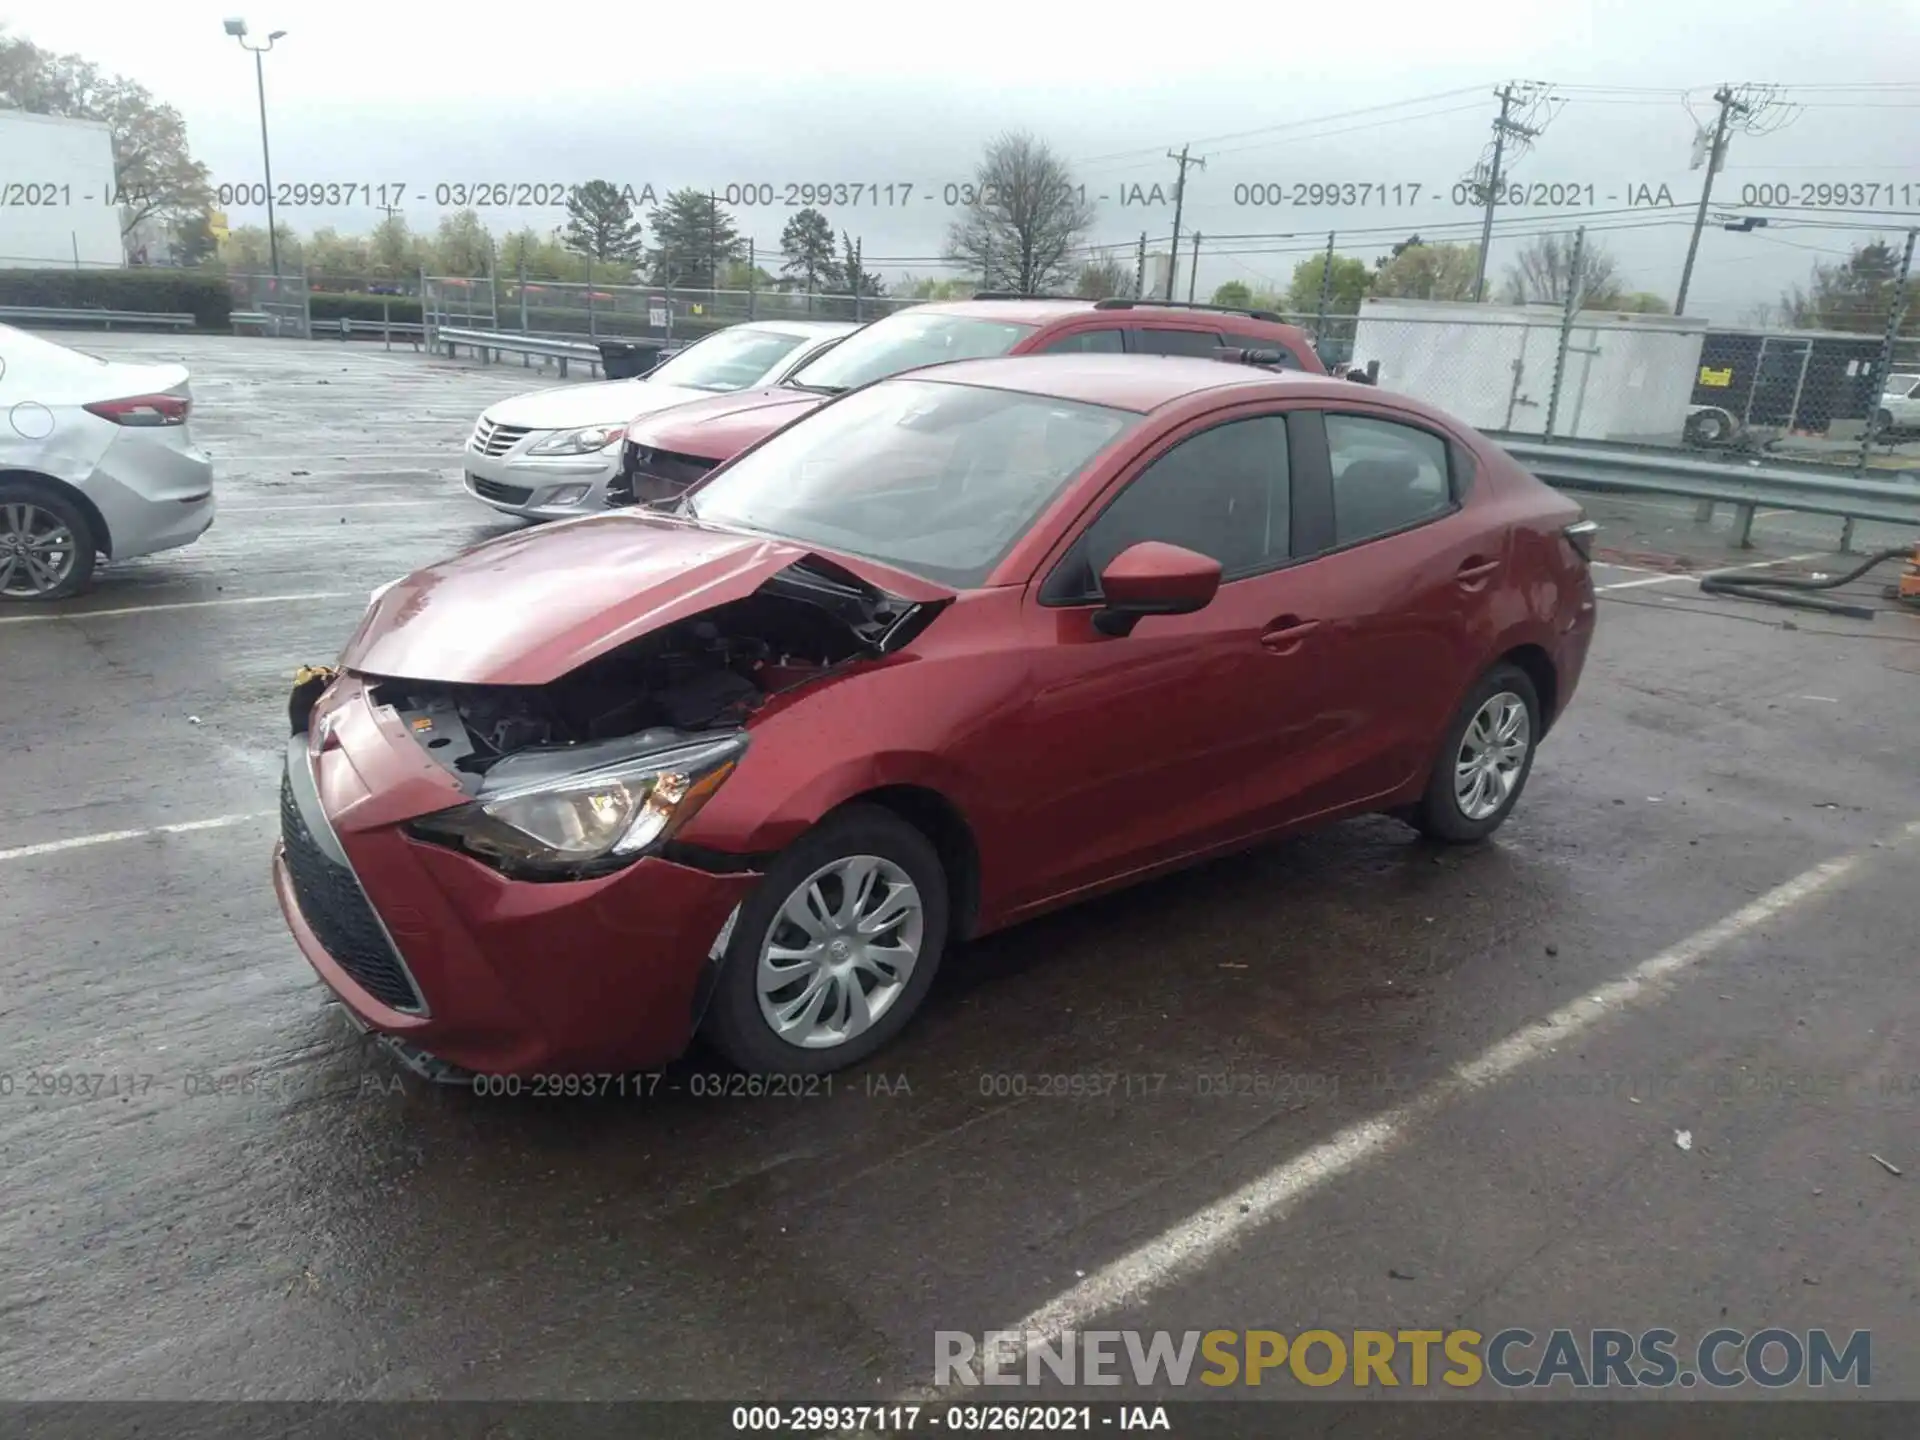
[[0, 591, 353, 624], [0, 811, 273, 863], [946, 817, 1918, 1390], [1596, 551, 1828, 592], [218, 500, 448, 512]]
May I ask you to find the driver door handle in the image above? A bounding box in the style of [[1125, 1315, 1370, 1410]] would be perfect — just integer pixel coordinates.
[[1259, 615, 1320, 654]]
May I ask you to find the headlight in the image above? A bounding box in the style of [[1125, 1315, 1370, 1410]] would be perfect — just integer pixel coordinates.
[[406, 734, 745, 880], [527, 424, 624, 455]]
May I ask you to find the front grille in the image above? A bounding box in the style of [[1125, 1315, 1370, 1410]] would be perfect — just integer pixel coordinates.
[[280, 769, 424, 1013], [470, 419, 532, 457], [469, 475, 533, 505]]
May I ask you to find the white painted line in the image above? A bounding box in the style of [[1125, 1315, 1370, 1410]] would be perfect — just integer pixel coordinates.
[[1597, 551, 1828, 592], [0, 591, 352, 624], [1795, 695, 1841, 703], [219, 500, 447, 512], [934, 821, 1916, 1395], [0, 810, 273, 863]]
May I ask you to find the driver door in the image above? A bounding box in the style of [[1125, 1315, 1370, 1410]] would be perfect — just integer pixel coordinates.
[[998, 409, 1334, 916]]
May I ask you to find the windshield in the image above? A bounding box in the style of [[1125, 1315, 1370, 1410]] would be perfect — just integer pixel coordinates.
[[1885, 373, 1920, 394], [687, 378, 1137, 588], [645, 327, 813, 392], [784, 313, 1038, 393]]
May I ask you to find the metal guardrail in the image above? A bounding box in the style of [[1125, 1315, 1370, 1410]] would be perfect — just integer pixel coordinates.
[[320, 316, 426, 349], [433, 326, 603, 378], [0, 304, 195, 330], [1493, 435, 1920, 548]]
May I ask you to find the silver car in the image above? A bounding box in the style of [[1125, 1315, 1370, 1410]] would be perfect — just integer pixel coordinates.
[[462, 320, 856, 521], [0, 324, 215, 601]]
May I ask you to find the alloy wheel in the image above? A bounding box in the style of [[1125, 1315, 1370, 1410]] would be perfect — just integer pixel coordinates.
[[1454, 691, 1531, 821], [0, 502, 79, 598], [755, 854, 925, 1050]]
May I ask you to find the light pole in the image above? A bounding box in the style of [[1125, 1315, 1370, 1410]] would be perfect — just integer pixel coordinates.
[[223, 19, 287, 283]]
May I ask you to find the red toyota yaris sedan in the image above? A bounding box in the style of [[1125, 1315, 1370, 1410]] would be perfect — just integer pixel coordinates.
[[274, 354, 1597, 1079]]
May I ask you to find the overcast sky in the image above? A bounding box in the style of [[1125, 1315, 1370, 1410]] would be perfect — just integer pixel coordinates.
[[7, 0, 1918, 319]]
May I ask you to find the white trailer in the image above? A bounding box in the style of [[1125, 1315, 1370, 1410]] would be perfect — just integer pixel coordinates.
[[1349, 297, 1709, 445], [0, 110, 125, 269]]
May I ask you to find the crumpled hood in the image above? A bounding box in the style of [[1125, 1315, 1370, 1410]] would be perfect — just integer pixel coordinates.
[[338, 513, 952, 686], [621, 385, 827, 461], [482, 378, 715, 432]]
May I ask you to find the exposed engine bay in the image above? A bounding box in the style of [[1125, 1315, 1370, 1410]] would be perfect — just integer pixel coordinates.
[[355, 558, 944, 797]]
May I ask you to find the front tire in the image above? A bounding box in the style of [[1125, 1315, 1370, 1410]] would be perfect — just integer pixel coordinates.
[[700, 805, 949, 1075], [0, 482, 95, 602], [1411, 664, 1542, 843]]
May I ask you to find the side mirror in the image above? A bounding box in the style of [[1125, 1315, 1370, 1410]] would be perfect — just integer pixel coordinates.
[[1093, 541, 1222, 637]]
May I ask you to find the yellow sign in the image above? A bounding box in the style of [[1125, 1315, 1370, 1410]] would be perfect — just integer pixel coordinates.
[[208, 209, 230, 240], [1698, 366, 1732, 387]]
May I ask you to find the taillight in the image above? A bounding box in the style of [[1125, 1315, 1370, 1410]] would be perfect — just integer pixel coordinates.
[[1563, 518, 1598, 563], [84, 393, 190, 427]]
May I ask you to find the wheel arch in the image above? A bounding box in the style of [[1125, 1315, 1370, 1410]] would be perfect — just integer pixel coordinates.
[[0, 468, 113, 557], [824, 784, 983, 943], [1496, 642, 1558, 735]]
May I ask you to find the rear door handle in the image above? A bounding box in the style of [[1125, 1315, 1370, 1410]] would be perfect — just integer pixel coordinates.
[[1456, 556, 1502, 587], [1259, 616, 1321, 653]]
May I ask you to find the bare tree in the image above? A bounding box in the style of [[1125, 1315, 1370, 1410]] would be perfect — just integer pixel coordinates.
[[944, 131, 1096, 294], [1500, 233, 1624, 308], [1074, 254, 1130, 299]]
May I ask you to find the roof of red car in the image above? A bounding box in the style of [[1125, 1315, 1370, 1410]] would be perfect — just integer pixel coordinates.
[[913, 298, 1106, 324], [913, 298, 1311, 338], [906, 353, 1356, 414]]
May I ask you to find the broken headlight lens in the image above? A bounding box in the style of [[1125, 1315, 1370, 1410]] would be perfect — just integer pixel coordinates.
[[527, 425, 624, 456], [406, 735, 745, 879]]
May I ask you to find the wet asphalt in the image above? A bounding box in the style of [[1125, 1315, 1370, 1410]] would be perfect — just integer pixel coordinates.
[[1, 334, 1917, 1406]]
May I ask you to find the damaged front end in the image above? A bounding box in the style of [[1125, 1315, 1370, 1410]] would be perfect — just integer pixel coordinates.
[[307, 553, 946, 884]]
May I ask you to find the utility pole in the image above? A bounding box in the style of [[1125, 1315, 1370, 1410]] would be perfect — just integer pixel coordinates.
[[1187, 234, 1202, 302], [1166, 144, 1206, 301], [1135, 231, 1146, 299], [1470, 84, 1543, 303], [1675, 85, 1751, 317]]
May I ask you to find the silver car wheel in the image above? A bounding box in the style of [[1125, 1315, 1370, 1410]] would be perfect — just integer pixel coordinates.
[[755, 854, 925, 1050], [1454, 690, 1531, 821], [0, 502, 79, 598]]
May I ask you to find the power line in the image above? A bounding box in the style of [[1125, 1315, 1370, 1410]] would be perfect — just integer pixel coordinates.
[[1072, 86, 1488, 168]]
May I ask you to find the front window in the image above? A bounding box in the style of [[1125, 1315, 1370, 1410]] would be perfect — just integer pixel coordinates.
[[686, 379, 1138, 588], [783, 313, 1038, 394], [644, 328, 811, 392]]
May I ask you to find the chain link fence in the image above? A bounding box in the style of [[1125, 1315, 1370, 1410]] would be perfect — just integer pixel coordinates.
[[227, 271, 311, 338]]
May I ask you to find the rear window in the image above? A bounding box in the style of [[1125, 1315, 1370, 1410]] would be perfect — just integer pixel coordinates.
[[786, 313, 1037, 394]]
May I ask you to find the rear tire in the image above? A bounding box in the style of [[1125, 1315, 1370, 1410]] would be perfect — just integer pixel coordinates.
[[1411, 664, 1542, 844], [0, 482, 95, 602], [700, 805, 949, 1075]]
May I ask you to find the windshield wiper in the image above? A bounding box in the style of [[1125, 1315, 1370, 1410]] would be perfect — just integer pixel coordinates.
[[783, 381, 847, 396]]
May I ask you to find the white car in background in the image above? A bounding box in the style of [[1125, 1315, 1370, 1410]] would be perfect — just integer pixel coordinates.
[[1877, 372, 1920, 435], [0, 324, 215, 602], [462, 319, 857, 520]]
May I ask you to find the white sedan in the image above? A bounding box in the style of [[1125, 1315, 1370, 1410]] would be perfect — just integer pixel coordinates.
[[0, 324, 215, 601], [462, 319, 856, 521]]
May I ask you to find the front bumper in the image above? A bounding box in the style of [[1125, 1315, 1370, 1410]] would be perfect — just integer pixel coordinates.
[[272, 677, 760, 1074], [462, 441, 620, 521]]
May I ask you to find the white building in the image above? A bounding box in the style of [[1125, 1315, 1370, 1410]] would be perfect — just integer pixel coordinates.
[[0, 110, 125, 269]]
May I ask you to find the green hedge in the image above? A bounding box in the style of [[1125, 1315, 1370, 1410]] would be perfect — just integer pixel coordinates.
[[310, 293, 423, 324], [0, 269, 231, 328]]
